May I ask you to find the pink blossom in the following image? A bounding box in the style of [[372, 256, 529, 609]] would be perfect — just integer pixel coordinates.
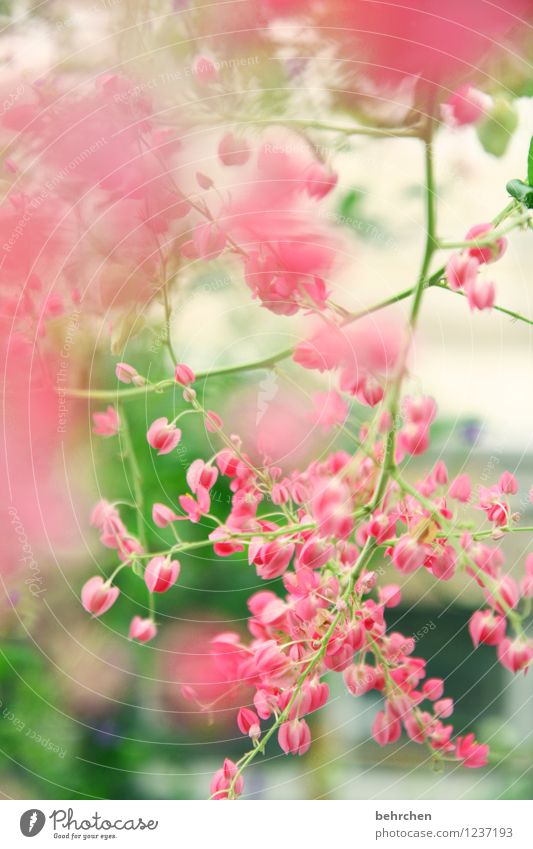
[[372, 709, 401, 746], [465, 223, 507, 264], [455, 734, 489, 768], [305, 162, 338, 199], [468, 610, 506, 647], [81, 576, 119, 617], [147, 417, 181, 455], [205, 410, 223, 432], [115, 363, 145, 386], [218, 133, 251, 167], [441, 85, 492, 127], [422, 678, 444, 701], [186, 459, 218, 494], [210, 759, 243, 800], [445, 252, 479, 291], [179, 489, 211, 523], [278, 719, 311, 756], [378, 584, 402, 608], [174, 363, 196, 386], [499, 471, 518, 495], [152, 503, 179, 528], [391, 536, 427, 574], [237, 707, 261, 741], [144, 556, 180, 593], [192, 56, 218, 84], [92, 406, 120, 437], [129, 616, 157, 643], [434, 698, 454, 718], [449, 474, 471, 502], [466, 278, 495, 312], [497, 638, 533, 673]]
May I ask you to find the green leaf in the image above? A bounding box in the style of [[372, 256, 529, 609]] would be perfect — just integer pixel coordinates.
[[476, 98, 518, 157], [528, 135, 533, 187], [506, 179, 533, 208]]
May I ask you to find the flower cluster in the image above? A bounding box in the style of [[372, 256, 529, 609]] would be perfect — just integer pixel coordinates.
[[84, 356, 533, 799]]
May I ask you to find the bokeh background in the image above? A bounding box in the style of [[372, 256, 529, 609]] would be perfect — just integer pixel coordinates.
[[0, 0, 532, 800]]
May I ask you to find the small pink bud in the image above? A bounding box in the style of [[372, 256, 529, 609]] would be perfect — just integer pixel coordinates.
[[218, 133, 251, 167], [464, 222, 507, 264], [205, 410, 223, 432], [92, 405, 120, 437], [115, 362, 145, 386], [129, 616, 157, 643], [499, 471, 518, 495], [192, 55, 218, 84], [174, 363, 196, 386], [152, 502, 179, 528], [449, 474, 471, 503], [305, 162, 338, 199]]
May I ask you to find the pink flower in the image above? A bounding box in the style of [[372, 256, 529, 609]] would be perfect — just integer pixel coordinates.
[[343, 664, 379, 696], [179, 489, 211, 523], [81, 576, 119, 617], [249, 538, 295, 580], [372, 709, 401, 746], [205, 410, 223, 432], [422, 678, 444, 701], [237, 707, 260, 741], [278, 719, 311, 756], [305, 162, 338, 199], [144, 556, 180, 593], [152, 503, 179, 528], [497, 638, 533, 673], [115, 362, 145, 386], [391, 536, 427, 574], [218, 133, 251, 167], [468, 610, 506, 647], [441, 85, 492, 127], [378, 584, 402, 608], [146, 417, 181, 455], [174, 363, 196, 386], [455, 733, 489, 768], [499, 471, 518, 495], [449, 474, 471, 502], [466, 278, 495, 312], [186, 459, 218, 494], [445, 252, 479, 291], [434, 698, 454, 718], [129, 616, 157, 643], [464, 222, 507, 264], [92, 406, 120, 437], [192, 55, 218, 85], [210, 759, 243, 800]]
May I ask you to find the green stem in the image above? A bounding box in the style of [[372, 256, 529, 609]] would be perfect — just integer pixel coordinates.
[[227, 538, 376, 798], [432, 282, 533, 327], [118, 406, 147, 549], [438, 212, 530, 249]]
